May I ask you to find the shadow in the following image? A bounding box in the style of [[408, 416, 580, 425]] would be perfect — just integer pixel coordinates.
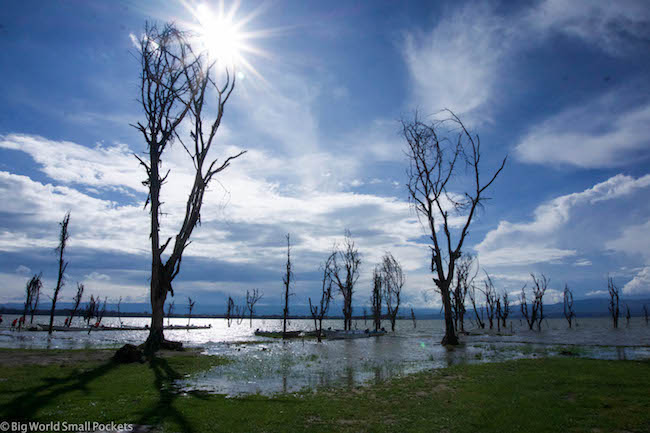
[[1, 361, 119, 420], [133, 357, 195, 433]]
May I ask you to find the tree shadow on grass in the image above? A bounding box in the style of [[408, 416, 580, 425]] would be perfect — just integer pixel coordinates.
[[0, 360, 119, 420]]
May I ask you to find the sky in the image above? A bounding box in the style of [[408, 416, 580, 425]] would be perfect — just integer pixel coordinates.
[[1, 0, 649, 315]]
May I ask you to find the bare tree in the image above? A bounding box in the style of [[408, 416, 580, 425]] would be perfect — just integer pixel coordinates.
[[643, 304, 649, 326], [48, 212, 70, 335], [451, 254, 475, 333], [84, 295, 98, 326], [133, 23, 246, 353], [501, 292, 510, 329], [607, 276, 620, 329], [531, 274, 548, 331], [22, 273, 42, 329], [187, 297, 195, 327], [495, 296, 502, 332], [625, 304, 631, 327], [520, 286, 536, 331], [411, 308, 417, 328], [246, 289, 262, 327], [117, 296, 123, 326], [370, 265, 383, 332], [331, 230, 361, 331], [403, 110, 506, 345], [89, 297, 107, 335], [167, 300, 175, 327], [469, 285, 485, 329], [282, 234, 293, 339], [226, 296, 235, 327], [382, 252, 404, 332], [481, 273, 497, 330], [309, 253, 335, 342], [67, 283, 84, 327], [563, 284, 576, 328]]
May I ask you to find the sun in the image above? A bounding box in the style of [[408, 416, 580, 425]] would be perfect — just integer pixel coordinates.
[[183, 1, 267, 80]]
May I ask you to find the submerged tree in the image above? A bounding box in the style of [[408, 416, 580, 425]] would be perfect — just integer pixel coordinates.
[[84, 295, 98, 326], [644, 304, 649, 326], [22, 273, 42, 329], [167, 300, 175, 327], [625, 304, 631, 327], [282, 234, 293, 339], [226, 296, 235, 327], [309, 252, 335, 342], [370, 265, 383, 332], [49, 212, 70, 335], [117, 296, 123, 327], [246, 289, 262, 327], [68, 283, 84, 327], [531, 274, 548, 331], [187, 297, 195, 327], [520, 286, 536, 331], [563, 284, 576, 328], [500, 292, 510, 329], [411, 308, 417, 328], [607, 277, 620, 329], [482, 273, 497, 330], [402, 110, 506, 345], [469, 285, 485, 329], [451, 254, 475, 333], [382, 252, 404, 332], [133, 23, 246, 353], [331, 230, 361, 331]]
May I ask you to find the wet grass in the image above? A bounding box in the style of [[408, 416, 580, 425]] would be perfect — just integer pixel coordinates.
[[0, 350, 648, 432]]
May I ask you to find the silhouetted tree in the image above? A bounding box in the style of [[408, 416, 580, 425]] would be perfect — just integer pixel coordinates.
[[501, 292, 510, 328], [67, 283, 84, 327], [607, 277, 620, 329], [625, 304, 631, 327], [451, 254, 475, 333], [48, 212, 70, 335], [22, 273, 42, 328], [134, 23, 246, 353], [116, 296, 123, 326], [411, 308, 417, 328], [282, 234, 293, 338], [309, 253, 335, 342], [643, 304, 649, 325], [469, 285, 485, 329], [84, 295, 98, 326], [531, 274, 548, 331], [382, 252, 404, 332], [331, 230, 361, 331], [402, 110, 506, 345], [187, 297, 195, 327], [482, 272, 497, 330], [563, 284, 576, 328], [370, 265, 383, 332], [226, 296, 235, 327], [246, 289, 262, 327], [167, 300, 175, 327], [520, 286, 536, 331], [89, 297, 107, 334]]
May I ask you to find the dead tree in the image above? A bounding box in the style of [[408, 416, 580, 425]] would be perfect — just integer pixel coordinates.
[[469, 285, 485, 329], [226, 296, 235, 327], [607, 276, 620, 329], [451, 254, 475, 334], [370, 265, 383, 332], [89, 297, 107, 335], [48, 212, 70, 335], [331, 230, 361, 331], [495, 297, 502, 332], [133, 23, 246, 353], [246, 289, 262, 327], [643, 304, 649, 325], [117, 296, 123, 326], [187, 297, 195, 327], [309, 252, 335, 342], [625, 304, 631, 327], [481, 272, 497, 330], [520, 286, 536, 330], [67, 283, 84, 327], [282, 234, 293, 339], [411, 308, 417, 328], [382, 252, 404, 332], [167, 300, 175, 327], [531, 274, 548, 331], [403, 110, 506, 345], [501, 292, 510, 328], [22, 273, 42, 329], [84, 295, 98, 326], [563, 284, 576, 328], [363, 308, 367, 324]]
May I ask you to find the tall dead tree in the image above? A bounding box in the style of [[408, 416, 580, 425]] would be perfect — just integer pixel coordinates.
[[469, 285, 485, 329], [22, 273, 42, 328], [84, 295, 98, 326], [382, 252, 404, 332], [531, 274, 548, 331], [331, 230, 361, 331], [167, 300, 175, 327], [226, 296, 235, 327], [133, 23, 246, 353], [625, 304, 631, 327], [282, 234, 293, 339], [246, 289, 262, 327], [607, 277, 620, 329], [187, 297, 195, 327], [370, 265, 383, 332], [482, 272, 497, 330], [501, 292, 510, 328], [117, 296, 123, 326], [403, 110, 506, 345], [643, 304, 649, 325], [520, 286, 536, 330], [411, 308, 417, 328], [309, 252, 335, 342], [563, 284, 576, 328], [48, 212, 70, 335], [67, 283, 84, 327], [451, 254, 475, 333]]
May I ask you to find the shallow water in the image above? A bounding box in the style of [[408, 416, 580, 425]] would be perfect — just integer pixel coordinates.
[[1, 315, 649, 396]]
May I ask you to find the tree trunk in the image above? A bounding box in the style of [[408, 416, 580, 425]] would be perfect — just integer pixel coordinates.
[[440, 283, 459, 345]]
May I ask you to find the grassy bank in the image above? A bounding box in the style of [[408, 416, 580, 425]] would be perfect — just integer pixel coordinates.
[[0, 349, 649, 432]]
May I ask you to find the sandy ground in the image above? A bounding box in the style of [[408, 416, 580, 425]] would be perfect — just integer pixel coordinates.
[[0, 348, 202, 367]]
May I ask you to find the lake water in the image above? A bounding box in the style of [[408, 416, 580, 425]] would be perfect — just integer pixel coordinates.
[[1, 315, 649, 396]]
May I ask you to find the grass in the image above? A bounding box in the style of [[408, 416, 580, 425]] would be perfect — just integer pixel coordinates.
[[0, 350, 649, 432]]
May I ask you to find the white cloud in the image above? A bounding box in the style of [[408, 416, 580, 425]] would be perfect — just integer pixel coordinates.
[[15, 265, 31, 274], [515, 93, 650, 168], [573, 259, 592, 267], [622, 267, 650, 295], [586, 290, 608, 297]]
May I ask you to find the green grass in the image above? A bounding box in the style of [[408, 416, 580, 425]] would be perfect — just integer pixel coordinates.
[[0, 351, 649, 432]]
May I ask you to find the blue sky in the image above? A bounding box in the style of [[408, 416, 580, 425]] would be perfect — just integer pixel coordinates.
[[1, 0, 649, 314]]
